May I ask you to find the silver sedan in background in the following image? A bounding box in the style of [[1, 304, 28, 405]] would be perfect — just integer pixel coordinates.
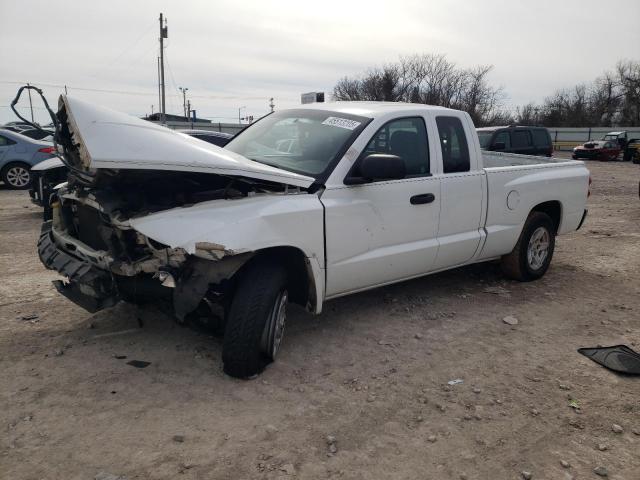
[[0, 128, 56, 189]]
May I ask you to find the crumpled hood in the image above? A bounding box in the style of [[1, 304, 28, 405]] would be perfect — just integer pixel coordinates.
[[59, 95, 315, 188]]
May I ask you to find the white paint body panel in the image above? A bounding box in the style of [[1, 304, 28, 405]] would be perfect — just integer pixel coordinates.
[[62, 96, 314, 188]]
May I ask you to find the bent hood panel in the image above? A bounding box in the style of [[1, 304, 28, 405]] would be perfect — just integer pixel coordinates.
[[61, 96, 314, 188]]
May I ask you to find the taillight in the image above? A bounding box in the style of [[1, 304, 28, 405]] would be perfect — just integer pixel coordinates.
[[38, 146, 56, 154], [588, 175, 592, 197]]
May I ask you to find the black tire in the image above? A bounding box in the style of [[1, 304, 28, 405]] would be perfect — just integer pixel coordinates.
[[633, 150, 640, 164], [501, 212, 556, 282], [222, 259, 288, 378], [1, 162, 32, 189]]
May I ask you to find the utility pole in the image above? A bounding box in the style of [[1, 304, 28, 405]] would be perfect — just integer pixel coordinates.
[[238, 106, 246, 125], [26, 82, 34, 122], [151, 105, 154, 115], [179, 87, 189, 120], [159, 13, 168, 124], [269, 97, 275, 113], [157, 57, 162, 121]]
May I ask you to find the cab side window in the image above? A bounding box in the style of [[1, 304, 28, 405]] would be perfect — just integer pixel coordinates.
[[436, 116, 470, 173], [361, 117, 430, 176], [494, 131, 510, 149], [511, 130, 532, 148]]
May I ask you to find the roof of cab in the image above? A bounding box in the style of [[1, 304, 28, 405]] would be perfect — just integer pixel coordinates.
[[295, 101, 453, 118]]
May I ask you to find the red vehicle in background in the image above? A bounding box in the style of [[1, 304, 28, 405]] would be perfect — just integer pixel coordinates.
[[572, 140, 621, 161]]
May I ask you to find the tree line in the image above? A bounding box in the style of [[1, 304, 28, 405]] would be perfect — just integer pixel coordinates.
[[332, 55, 640, 127]]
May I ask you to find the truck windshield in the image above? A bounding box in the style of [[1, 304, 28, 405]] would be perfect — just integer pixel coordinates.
[[477, 131, 494, 148], [225, 109, 369, 178]]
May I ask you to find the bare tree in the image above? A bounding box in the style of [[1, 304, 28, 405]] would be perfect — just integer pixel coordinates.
[[332, 53, 505, 125]]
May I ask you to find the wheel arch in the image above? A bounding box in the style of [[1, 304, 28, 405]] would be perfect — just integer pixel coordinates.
[[234, 246, 321, 313], [530, 200, 562, 233]]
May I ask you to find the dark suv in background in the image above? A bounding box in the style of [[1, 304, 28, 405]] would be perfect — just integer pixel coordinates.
[[476, 126, 553, 157]]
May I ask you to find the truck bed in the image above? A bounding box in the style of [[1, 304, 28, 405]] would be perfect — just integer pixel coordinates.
[[477, 150, 589, 262], [482, 151, 575, 168]]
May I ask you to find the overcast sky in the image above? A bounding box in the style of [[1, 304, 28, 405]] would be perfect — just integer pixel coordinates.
[[1, 0, 639, 125]]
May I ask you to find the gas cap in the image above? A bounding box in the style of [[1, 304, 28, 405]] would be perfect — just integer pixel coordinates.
[[507, 190, 520, 210]]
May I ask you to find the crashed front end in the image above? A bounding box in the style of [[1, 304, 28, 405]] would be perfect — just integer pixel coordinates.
[[38, 185, 251, 319], [36, 94, 316, 320]]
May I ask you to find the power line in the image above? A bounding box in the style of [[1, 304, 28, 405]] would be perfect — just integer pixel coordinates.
[[0, 80, 288, 101]]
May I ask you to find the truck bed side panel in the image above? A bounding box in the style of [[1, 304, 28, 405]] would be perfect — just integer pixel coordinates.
[[477, 163, 589, 260]]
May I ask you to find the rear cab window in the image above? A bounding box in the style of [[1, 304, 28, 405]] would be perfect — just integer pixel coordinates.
[[436, 116, 470, 173]]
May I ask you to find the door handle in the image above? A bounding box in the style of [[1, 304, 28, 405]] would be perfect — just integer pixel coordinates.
[[410, 193, 435, 205]]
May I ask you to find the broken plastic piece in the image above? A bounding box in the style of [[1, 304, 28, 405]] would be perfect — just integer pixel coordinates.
[[126, 360, 151, 369], [447, 379, 464, 385], [578, 345, 640, 375]]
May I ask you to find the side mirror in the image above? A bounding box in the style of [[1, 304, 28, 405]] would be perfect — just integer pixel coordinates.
[[492, 142, 506, 150], [345, 154, 406, 185]]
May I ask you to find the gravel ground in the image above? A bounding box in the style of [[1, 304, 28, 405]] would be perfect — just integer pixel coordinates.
[[1, 157, 639, 480]]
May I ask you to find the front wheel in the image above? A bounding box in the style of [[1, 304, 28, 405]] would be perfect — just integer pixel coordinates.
[[222, 259, 288, 378], [2, 162, 32, 189], [501, 212, 556, 281]]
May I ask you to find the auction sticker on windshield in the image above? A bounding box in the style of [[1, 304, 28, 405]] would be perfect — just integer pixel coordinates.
[[322, 117, 361, 130]]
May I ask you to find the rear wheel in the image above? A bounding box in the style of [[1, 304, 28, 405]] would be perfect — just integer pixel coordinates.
[[501, 212, 556, 281], [222, 259, 288, 378], [632, 150, 640, 164], [1, 162, 32, 189]]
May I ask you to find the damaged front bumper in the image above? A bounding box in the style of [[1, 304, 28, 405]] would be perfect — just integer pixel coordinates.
[[38, 213, 252, 320], [38, 221, 118, 312]]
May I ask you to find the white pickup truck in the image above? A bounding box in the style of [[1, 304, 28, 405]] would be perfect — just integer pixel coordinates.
[[39, 97, 590, 377]]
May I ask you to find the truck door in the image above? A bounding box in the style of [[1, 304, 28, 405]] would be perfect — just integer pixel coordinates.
[[430, 114, 484, 269], [322, 116, 441, 297]]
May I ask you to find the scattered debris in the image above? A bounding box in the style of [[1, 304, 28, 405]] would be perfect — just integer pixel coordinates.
[[502, 315, 519, 326], [280, 463, 295, 475], [126, 360, 151, 369], [559, 384, 570, 390], [414, 333, 423, 340], [112, 355, 127, 360], [20, 314, 39, 321], [483, 286, 511, 296], [95, 473, 126, 480], [447, 379, 464, 386], [520, 471, 532, 480], [560, 460, 570, 469], [54, 349, 64, 357], [172, 435, 185, 443], [611, 424, 623, 434], [577, 345, 640, 375], [568, 399, 580, 410], [597, 443, 608, 451], [593, 466, 609, 477], [472, 387, 481, 394], [427, 435, 437, 443]]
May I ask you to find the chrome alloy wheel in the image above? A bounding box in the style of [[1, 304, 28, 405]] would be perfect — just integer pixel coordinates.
[[6, 165, 30, 187], [527, 226, 550, 270], [261, 290, 288, 359]]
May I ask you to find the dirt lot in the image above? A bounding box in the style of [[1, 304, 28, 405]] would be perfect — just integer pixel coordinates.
[[1, 158, 639, 480]]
